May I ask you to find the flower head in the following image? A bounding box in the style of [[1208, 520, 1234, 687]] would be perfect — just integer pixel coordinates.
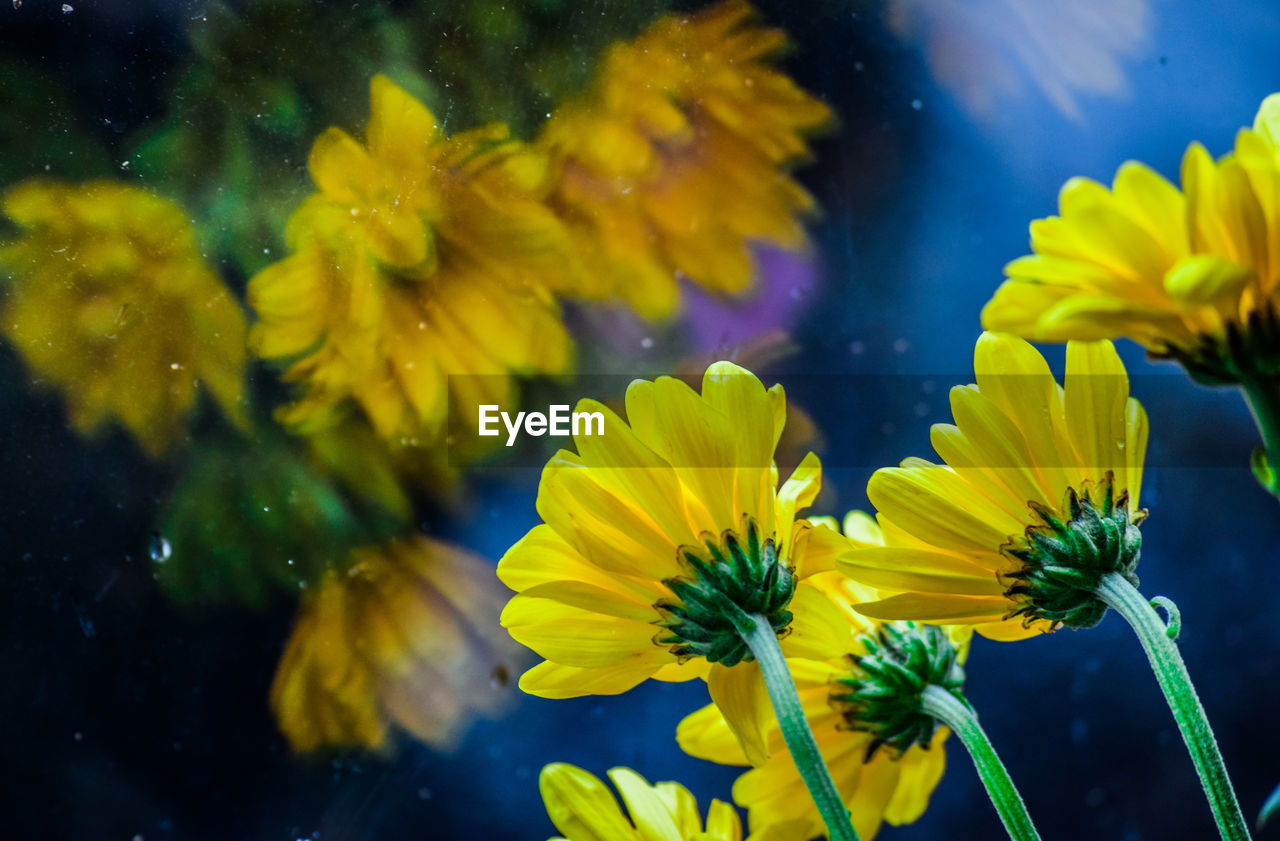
[[540, 763, 742, 841], [249, 75, 573, 442], [497, 361, 847, 761], [539, 0, 832, 319], [679, 514, 962, 841], [269, 535, 519, 752], [839, 333, 1148, 640], [983, 93, 1280, 383], [0, 180, 247, 456]]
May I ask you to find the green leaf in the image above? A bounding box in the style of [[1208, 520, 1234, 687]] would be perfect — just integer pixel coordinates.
[[1251, 446, 1280, 496]]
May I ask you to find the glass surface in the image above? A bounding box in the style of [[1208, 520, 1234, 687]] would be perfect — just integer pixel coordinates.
[[3, 1, 1278, 839]]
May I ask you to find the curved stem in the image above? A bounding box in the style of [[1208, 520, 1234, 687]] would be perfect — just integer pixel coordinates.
[[1096, 572, 1251, 841], [1240, 375, 1280, 498], [740, 612, 860, 841], [920, 685, 1042, 841]]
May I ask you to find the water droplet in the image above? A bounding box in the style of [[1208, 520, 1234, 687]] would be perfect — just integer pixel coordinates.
[[149, 534, 172, 564], [910, 98, 923, 111], [640, 336, 654, 349]]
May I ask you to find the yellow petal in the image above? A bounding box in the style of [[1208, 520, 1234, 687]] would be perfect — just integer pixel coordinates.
[[703, 799, 743, 841], [854, 592, 1011, 623], [501, 596, 666, 668], [1063, 339, 1129, 484], [519, 660, 657, 699], [308, 128, 375, 207], [868, 464, 1015, 555], [1163, 254, 1254, 308], [707, 662, 771, 767], [367, 74, 438, 172], [781, 579, 858, 660], [540, 763, 639, 841], [883, 729, 949, 825], [838, 547, 1005, 596], [609, 767, 683, 841], [677, 702, 750, 766]]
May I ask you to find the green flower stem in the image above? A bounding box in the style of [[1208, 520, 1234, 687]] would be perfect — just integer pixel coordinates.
[[1096, 572, 1251, 841], [1240, 375, 1280, 497], [919, 685, 1042, 841], [741, 612, 860, 841]]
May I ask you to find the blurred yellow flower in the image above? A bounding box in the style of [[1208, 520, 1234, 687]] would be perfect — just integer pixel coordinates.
[[984, 93, 1280, 382], [0, 180, 246, 456], [249, 75, 573, 441], [497, 361, 847, 763], [679, 514, 958, 841], [840, 333, 1148, 640], [539, 0, 832, 319], [269, 535, 519, 753], [540, 763, 742, 841]]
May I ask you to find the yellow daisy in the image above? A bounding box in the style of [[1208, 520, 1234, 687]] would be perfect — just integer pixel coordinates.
[[249, 74, 573, 442], [0, 179, 246, 456], [540, 763, 742, 841], [839, 332, 1148, 640], [538, 0, 832, 319], [679, 514, 961, 841], [983, 93, 1280, 383], [497, 361, 848, 763], [269, 535, 519, 753]]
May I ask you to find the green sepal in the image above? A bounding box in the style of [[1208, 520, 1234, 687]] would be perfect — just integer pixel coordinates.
[[1003, 472, 1144, 629], [831, 622, 966, 760], [656, 517, 795, 666], [1157, 299, 1280, 385]]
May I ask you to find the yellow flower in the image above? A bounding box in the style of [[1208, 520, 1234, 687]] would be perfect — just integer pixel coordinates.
[[983, 93, 1280, 381], [839, 332, 1148, 640], [540, 763, 742, 841], [497, 361, 848, 763], [269, 535, 519, 753], [539, 0, 832, 320], [0, 179, 246, 456], [249, 75, 573, 442], [679, 514, 959, 841]]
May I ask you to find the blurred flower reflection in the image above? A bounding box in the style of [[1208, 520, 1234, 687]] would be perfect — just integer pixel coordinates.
[[0, 180, 247, 456], [270, 535, 522, 753], [540, 0, 832, 319], [886, 0, 1150, 121], [248, 75, 573, 443]]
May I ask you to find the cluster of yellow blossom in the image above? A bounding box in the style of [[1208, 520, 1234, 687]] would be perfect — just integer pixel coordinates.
[[506, 332, 1149, 839], [985, 94, 1280, 380], [247, 1, 830, 444]]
